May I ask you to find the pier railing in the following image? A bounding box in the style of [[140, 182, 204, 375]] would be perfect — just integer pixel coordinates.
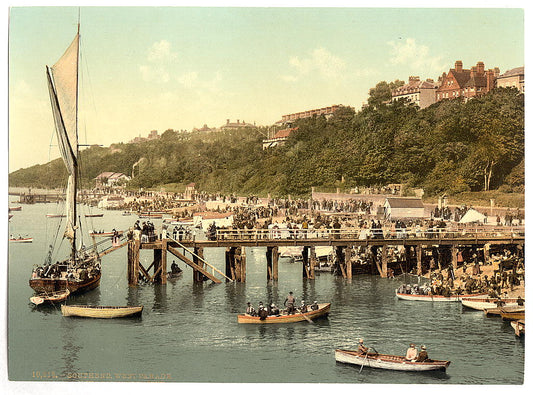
[[213, 226, 525, 242]]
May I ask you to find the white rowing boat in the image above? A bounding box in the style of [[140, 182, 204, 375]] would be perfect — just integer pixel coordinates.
[[335, 349, 450, 371], [461, 297, 522, 311], [396, 291, 488, 302]]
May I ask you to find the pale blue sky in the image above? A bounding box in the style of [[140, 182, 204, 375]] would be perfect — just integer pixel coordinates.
[[8, 6, 525, 170]]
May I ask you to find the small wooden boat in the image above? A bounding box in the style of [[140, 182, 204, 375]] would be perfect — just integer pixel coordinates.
[[335, 349, 450, 371], [89, 230, 124, 237], [30, 289, 70, 305], [483, 306, 525, 319], [510, 320, 525, 337], [461, 297, 522, 311], [237, 303, 330, 324], [501, 310, 525, 321], [61, 305, 143, 318], [138, 211, 165, 219], [396, 291, 488, 302], [85, 213, 104, 218], [167, 271, 183, 280], [9, 237, 33, 243], [46, 213, 66, 218], [9, 206, 22, 211]]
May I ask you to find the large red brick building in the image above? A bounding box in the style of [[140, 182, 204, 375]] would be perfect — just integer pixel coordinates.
[[436, 60, 499, 102]]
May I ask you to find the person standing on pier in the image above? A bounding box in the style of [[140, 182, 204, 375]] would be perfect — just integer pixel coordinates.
[[284, 291, 296, 314]]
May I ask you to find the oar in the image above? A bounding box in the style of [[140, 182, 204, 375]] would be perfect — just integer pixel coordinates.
[[359, 346, 378, 373], [302, 312, 314, 324]]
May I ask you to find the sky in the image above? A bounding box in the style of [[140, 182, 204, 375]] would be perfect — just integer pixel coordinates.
[[6, 3, 526, 171]]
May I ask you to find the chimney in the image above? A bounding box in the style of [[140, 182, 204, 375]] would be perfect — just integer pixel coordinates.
[[227, 119, 230, 125], [476, 61, 485, 74], [455, 60, 463, 72], [237, 119, 240, 124]]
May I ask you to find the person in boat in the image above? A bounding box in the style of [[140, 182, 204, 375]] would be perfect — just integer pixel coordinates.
[[517, 295, 524, 306], [416, 345, 429, 362], [270, 303, 280, 316], [405, 343, 418, 362], [246, 302, 257, 316], [357, 338, 369, 355], [299, 300, 308, 313], [495, 297, 506, 307], [257, 302, 268, 320], [310, 301, 319, 310], [284, 291, 296, 315], [170, 260, 182, 274]]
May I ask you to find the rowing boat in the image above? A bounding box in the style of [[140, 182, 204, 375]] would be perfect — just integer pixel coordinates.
[[89, 230, 124, 237], [237, 303, 330, 324], [61, 305, 143, 318], [461, 297, 522, 310], [9, 237, 33, 243], [396, 291, 487, 302], [85, 213, 104, 218], [335, 349, 450, 371], [510, 320, 525, 337], [30, 289, 70, 305], [483, 306, 525, 319]]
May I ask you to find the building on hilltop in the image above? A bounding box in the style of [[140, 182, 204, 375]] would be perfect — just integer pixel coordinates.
[[130, 130, 160, 143], [496, 66, 524, 93], [219, 119, 256, 130], [262, 127, 299, 149], [436, 60, 499, 102], [391, 76, 438, 109], [277, 105, 342, 125], [193, 124, 216, 133]]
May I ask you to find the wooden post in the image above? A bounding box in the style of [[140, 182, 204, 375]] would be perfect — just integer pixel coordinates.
[[240, 246, 246, 282], [153, 248, 162, 283], [345, 246, 352, 279], [272, 246, 279, 281], [381, 246, 388, 278], [193, 247, 204, 282], [336, 246, 347, 278], [161, 240, 167, 285], [309, 246, 316, 280], [225, 247, 233, 282], [127, 240, 140, 286], [302, 246, 309, 279], [416, 245, 423, 276], [266, 247, 273, 281]]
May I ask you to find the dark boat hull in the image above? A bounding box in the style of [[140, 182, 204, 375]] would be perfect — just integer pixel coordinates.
[[29, 272, 101, 295]]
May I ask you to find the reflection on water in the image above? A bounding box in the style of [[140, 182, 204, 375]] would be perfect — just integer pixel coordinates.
[[8, 204, 525, 384]]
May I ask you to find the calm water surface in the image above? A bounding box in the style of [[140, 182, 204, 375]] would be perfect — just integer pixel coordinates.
[[8, 202, 524, 384]]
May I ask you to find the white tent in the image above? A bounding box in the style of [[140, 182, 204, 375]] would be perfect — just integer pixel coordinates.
[[459, 208, 487, 223]]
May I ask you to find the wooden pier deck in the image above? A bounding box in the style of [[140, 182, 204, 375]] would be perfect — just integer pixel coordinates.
[[125, 227, 524, 285]]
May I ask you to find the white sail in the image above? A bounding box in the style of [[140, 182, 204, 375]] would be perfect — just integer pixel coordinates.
[[46, 33, 79, 248]]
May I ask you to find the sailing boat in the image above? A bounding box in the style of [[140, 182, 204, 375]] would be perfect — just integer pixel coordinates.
[[29, 25, 101, 295]]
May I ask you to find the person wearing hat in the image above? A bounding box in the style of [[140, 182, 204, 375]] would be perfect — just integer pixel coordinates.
[[416, 345, 429, 362], [405, 343, 418, 361], [310, 301, 319, 311], [357, 339, 369, 355], [245, 302, 256, 316], [258, 302, 268, 320], [270, 303, 280, 316], [299, 300, 308, 313]]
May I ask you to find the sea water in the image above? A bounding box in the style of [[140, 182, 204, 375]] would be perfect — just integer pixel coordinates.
[[7, 201, 525, 384]]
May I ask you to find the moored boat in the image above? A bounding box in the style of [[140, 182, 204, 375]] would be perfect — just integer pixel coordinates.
[[237, 302, 330, 324], [9, 236, 33, 243], [61, 305, 143, 318], [46, 214, 66, 218], [461, 297, 522, 310], [483, 306, 525, 319], [30, 289, 70, 305], [138, 211, 165, 219], [396, 291, 488, 302], [85, 213, 104, 218], [334, 349, 450, 371], [510, 320, 525, 337], [9, 206, 22, 211], [89, 230, 124, 237]]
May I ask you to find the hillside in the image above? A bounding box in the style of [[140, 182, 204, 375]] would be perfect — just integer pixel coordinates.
[[9, 87, 524, 199]]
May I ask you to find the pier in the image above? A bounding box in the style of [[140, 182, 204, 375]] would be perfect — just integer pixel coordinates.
[[124, 227, 525, 285]]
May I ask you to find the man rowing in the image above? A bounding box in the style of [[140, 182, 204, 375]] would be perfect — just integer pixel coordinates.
[[284, 291, 296, 315]]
